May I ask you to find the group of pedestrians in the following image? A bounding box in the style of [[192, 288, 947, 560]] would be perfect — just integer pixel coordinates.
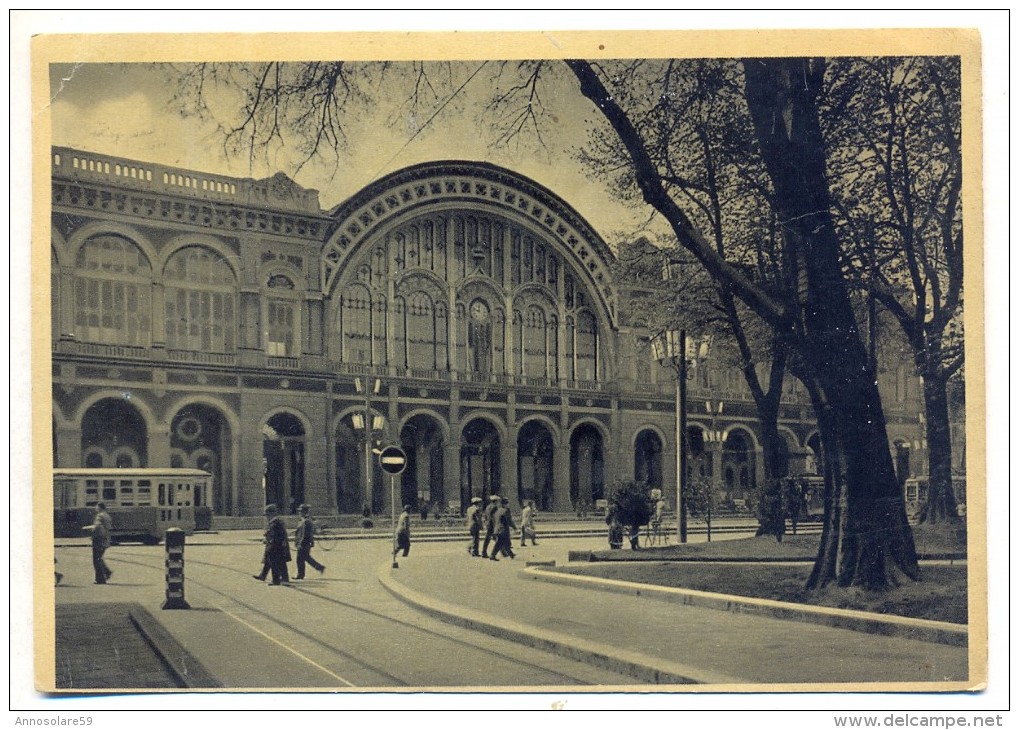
[[253, 502, 327, 586], [465, 496, 538, 561]]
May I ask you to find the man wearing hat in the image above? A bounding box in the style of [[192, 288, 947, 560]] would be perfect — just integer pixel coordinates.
[[490, 497, 517, 561], [480, 494, 500, 559], [261, 504, 292, 586], [465, 496, 483, 557], [294, 504, 326, 579]]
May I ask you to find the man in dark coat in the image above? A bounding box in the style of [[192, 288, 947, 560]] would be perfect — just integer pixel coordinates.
[[262, 504, 292, 586], [294, 504, 326, 579], [480, 494, 500, 558], [490, 498, 517, 561]]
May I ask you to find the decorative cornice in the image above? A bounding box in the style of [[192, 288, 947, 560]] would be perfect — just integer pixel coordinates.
[[51, 146, 330, 241]]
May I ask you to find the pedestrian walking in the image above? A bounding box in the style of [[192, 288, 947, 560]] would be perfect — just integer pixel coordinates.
[[606, 503, 624, 550], [480, 494, 500, 558], [261, 504, 292, 586], [293, 504, 326, 579], [87, 502, 114, 584], [490, 497, 517, 561], [520, 500, 538, 546], [393, 504, 412, 558], [465, 496, 483, 556]]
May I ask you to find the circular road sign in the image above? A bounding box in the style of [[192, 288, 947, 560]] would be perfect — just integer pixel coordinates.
[[378, 445, 408, 475]]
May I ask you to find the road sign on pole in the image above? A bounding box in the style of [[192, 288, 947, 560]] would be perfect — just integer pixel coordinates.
[[379, 445, 407, 475], [379, 445, 407, 569]]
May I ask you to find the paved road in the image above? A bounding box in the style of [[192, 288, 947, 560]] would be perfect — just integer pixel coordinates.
[[52, 536, 645, 689], [49, 526, 970, 692]]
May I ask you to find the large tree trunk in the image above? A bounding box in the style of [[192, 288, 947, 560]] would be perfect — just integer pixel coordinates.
[[743, 58, 919, 590], [754, 400, 788, 540], [918, 371, 960, 524]]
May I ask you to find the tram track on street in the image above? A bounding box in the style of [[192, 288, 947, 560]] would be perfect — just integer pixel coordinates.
[[106, 551, 607, 687]]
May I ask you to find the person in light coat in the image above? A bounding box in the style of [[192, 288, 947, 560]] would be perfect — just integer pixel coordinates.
[[520, 500, 538, 547], [394, 504, 412, 558], [465, 496, 483, 556]]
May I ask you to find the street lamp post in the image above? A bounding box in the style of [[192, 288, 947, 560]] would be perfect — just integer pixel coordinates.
[[703, 399, 724, 514], [353, 377, 384, 514], [653, 328, 690, 543], [653, 329, 713, 544]]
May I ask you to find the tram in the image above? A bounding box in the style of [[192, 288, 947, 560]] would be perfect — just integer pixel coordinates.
[[53, 468, 211, 543], [903, 475, 967, 518]]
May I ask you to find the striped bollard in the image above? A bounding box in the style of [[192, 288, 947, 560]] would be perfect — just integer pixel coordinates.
[[161, 528, 191, 609]]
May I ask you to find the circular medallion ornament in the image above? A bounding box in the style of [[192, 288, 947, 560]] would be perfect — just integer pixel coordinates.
[[176, 417, 202, 442]]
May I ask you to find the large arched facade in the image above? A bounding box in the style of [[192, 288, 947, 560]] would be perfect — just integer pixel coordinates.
[[323, 163, 617, 384], [49, 147, 929, 518]]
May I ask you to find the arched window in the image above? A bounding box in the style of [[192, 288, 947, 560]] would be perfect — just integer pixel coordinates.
[[164, 246, 236, 352], [576, 311, 599, 381], [264, 274, 300, 357], [74, 234, 152, 345], [339, 284, 372, 364], [548, 314, 559, 380], [523, 305, 547, 378], [468, 298, 492, 374], [434, 302, 449, 371], [406, 291, 436, 369]]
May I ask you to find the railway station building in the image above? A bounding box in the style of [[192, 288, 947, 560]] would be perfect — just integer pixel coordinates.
[[48, 146, 933, 519]]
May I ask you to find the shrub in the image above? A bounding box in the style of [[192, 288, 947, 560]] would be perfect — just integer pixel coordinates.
[[607, 480, 653, 529]]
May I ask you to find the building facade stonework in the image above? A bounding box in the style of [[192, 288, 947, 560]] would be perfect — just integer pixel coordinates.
[[49, 146, 928, 518]]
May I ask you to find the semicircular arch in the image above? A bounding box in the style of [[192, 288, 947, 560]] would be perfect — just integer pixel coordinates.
[[67, 222, 159, 275], [515, 414, 562, 448], [73, 390, 159, 432], [322, 162, 616, 330]]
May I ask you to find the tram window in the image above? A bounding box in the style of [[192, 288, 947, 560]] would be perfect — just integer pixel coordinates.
[[119, 486, 134, 506], [137, 480, 152, 506], [102, 480, 117, 502], [85, 479, 99, 506], [194, 484, 203, 507], [158, 483, 166, 505]]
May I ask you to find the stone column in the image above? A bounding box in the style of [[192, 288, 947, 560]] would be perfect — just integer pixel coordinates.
[[148, 425, 171, 468], [301, 419, 330, 513], [54, 422, 82, 468], [553, 442, 572, 512], [502, 431, 519, 507], [306, 296, 324, 357], [151, 282, 166, 347], [58, 269, 76, 341]]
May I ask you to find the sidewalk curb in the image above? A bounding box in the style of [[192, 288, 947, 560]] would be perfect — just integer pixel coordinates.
[[128, 605, 220, 688], [522, 567, 968, 647], [377, 565, 743, 686]]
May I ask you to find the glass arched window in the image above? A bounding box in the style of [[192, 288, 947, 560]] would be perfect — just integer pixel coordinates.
[[576, 311, 599, 381], [264, 274, 300, 357], [406, 291, 436, 369], [523, 305, 547, 378], [339, 284, 372, 364], [468, 298, 492, 374], [164, 247, 237, 353], [74, 234, 152, 345]]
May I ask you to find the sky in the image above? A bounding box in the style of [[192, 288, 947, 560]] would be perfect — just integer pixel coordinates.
[[48, 60, 658, 246]]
